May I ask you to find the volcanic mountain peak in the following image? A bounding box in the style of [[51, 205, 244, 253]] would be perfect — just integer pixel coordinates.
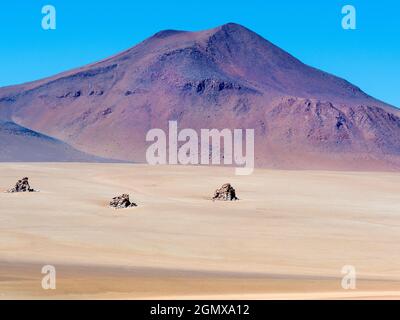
[[146, 22, 251, 43], [151, 29, 187, 39], [0, 23, 377, 105], [112, 23, 376, 106], [0, 23, 399, 169]]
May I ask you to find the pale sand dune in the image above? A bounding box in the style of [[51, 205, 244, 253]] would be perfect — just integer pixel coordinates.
[[1, 163, 400, 299]]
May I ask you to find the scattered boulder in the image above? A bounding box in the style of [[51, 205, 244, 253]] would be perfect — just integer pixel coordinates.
[[7, 177, 37, 193], [212, 183, 238, 201], [109, 194, 137, 209]]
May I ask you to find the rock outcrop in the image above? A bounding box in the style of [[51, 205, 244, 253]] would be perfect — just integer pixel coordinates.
[[7, 177, 37, 193], [109, 194, 137, 208], [212, 183, 238, 201]]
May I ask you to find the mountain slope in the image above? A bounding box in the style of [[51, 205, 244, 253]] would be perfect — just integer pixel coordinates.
[[0, 23, 399, 169], [0, 121, 110, 162]]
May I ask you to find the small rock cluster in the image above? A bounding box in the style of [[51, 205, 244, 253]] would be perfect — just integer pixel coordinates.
[[212, 183, 238, 201], [6, 177, 37, 193], [109, 194, 137, 209], [5, 178, 240, 209]]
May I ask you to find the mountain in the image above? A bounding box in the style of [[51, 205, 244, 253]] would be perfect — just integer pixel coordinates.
[[0, 121, 109, 162], [1, 23, 400, 169]]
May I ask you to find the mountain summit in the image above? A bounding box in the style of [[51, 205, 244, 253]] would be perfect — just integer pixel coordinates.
[[1, 23, 399, 169]]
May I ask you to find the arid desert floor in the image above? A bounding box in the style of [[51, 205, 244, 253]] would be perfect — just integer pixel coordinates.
[[1, 163, 400, 299]]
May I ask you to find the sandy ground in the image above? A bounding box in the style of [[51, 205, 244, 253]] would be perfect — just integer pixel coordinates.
[[0, 163, 400, 299]]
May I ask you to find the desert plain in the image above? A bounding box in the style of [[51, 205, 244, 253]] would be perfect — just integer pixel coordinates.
[[0, 163, 400, 299]]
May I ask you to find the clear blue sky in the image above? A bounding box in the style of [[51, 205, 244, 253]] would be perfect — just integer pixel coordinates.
[[0, 0, 399, 106]]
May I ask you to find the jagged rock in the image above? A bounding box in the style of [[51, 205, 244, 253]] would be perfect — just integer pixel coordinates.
[[7, 177, 37, 193], [109, 194, 137, 209], [212, 183, 238, 201]]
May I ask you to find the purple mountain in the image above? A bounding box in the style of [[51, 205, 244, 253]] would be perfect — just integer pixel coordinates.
[[1, 23, 400, 169], [0, 121, 108, 162]]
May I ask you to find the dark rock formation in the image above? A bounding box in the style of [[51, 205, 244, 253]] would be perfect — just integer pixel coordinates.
[[109, 193, 137, 208], [212, 183, 238, 201], [7, 177, 37, 193]]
